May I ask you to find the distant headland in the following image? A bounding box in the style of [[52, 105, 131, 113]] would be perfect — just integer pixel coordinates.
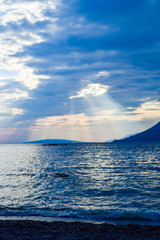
[[113, 121, 160, 143], [24, 139, 82, 144]]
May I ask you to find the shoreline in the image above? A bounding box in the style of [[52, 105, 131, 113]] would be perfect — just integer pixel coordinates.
[[0, 215, 160, 226], [0, 219, 160, 239]]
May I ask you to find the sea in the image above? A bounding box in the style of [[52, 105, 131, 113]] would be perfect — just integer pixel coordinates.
[[0, 143, 160, 225]]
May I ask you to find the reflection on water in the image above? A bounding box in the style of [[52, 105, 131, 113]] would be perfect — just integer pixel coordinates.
[[0, 143, 159, 223]]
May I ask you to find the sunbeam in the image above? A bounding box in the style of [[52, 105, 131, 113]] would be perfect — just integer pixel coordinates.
[[69, 83, 142, 142]]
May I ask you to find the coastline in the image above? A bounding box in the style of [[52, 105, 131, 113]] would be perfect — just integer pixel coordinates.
[[0, 219, 160, 240]]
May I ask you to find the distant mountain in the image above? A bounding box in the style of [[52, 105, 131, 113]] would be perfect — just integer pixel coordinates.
[[25, 139, 81, 144], [106, 132, 138, 143], [113, 122, 160, 143]]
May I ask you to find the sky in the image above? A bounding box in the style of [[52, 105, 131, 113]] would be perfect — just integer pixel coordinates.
[[0, 0, 160, 143]]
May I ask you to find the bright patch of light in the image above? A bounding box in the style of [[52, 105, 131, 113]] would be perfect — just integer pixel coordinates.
[[11, 108, 24, 115], [69, 83, 109, 99], [0, 0, 58, 92], [0, 105, 24, 116], [16, 67, 40, 90], [0, 0, 59, 25], [137, 100, 160, 110], [36, 113, 89, 127], [0, 89, 29, 102], [95, 71, 110, 77], [128, 100, 160, 121]]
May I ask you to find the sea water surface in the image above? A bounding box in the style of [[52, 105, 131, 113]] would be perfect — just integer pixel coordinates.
[[0, 143, 159, 225]]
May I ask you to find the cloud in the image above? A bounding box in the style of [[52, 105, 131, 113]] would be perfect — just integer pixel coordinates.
[[0, 0, 61, 123], [95, 71, 110, 77], [15, 66, 49, 90], [100, 100, 160, 122], [11, 108, 24, 115], [0, 89, 27, 119], [130, 100, 160, 121], [0, 89, 29, 102], [35, 100, 160, 129], [35, 110, 118, 128], [36, 113, 89, 127], [0, 26, 47, 91], [0, 106, 24, 116], [0, 0, 60, 94], [93, 100, 160, 122], [69, 83, 110, 99], [0, 0, 59, 25]]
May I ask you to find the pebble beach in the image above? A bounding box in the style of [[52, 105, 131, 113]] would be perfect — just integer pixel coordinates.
[[0, 220, 160, 240]]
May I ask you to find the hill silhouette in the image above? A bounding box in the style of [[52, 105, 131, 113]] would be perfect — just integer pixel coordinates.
[[25, 139, 81, 144], [113, 122, 160, 143]]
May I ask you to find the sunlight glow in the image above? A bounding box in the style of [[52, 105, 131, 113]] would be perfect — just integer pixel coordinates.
[[69, 83, 109, 99], [31, 83, 141, 142]]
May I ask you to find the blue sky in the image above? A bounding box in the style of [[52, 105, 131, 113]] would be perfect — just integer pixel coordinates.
[[0, 0, 160, 143]]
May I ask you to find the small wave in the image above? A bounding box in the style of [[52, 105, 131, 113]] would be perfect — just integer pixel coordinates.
[[149, 166, 160, 172], [35, 172, 70, 179], [53, 172, 70, 178], [59, 209, 160, 223], [82, 188, 139, 197], [103, 209, 160, 222], [0, 208, 159, 224]]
